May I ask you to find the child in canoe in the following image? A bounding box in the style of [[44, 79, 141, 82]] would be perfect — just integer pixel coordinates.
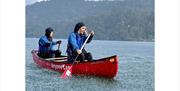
[[38, 27, 62, 58], [66, 22, 94, 63]]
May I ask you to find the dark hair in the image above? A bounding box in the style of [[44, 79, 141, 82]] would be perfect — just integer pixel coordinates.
[[74, 22, 85, 33], [45, 27, 54, 38]]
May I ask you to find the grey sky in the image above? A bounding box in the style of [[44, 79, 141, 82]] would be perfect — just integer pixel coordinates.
[[26, 0, 49, 5]]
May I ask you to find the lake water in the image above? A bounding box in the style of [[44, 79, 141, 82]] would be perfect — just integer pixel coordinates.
[[26, 38, 154, 91]]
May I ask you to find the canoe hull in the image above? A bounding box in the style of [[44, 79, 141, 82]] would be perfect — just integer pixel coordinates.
[[31, 50, 118, 78]]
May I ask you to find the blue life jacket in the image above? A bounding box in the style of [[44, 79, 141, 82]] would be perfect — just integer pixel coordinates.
[[38, 35, 56, 53], [67, 33, 86, 52], [66, 32, 93, 59]]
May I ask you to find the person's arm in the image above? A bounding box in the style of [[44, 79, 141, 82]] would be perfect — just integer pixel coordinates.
[[52, 40, 56, 45], [69, 33, 80, 52], [39, 37, 50, 47]]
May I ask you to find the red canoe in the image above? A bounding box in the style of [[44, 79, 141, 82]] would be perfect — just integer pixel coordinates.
[[31, 50, 118, 78]]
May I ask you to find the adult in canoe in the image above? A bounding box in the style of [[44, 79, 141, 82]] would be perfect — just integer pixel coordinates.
[[67, 22, 94, 63], [38, 27, 62, 58]]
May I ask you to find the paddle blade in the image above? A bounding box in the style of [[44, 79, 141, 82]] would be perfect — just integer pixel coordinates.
[[60, 66, 72, 79]]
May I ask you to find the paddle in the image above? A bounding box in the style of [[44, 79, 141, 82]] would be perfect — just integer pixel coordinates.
[[60, 33, 92, 79], [57, 42, 60, 50]]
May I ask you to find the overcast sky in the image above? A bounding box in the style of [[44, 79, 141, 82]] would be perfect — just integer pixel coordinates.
[[26, 0, 49, 5]]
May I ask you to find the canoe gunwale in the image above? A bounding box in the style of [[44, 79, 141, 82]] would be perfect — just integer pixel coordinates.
[[31, 50, 117, 63]]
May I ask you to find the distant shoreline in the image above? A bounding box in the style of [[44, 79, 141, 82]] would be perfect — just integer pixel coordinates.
[[26, 37, 154, 42]]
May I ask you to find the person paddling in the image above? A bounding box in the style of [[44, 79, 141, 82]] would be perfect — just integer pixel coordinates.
[[38, 27, 62, 58], [66, 22, 94, 63]]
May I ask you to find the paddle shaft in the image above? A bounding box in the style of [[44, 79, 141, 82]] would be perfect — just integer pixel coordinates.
[[58, 43, 60, 50]]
